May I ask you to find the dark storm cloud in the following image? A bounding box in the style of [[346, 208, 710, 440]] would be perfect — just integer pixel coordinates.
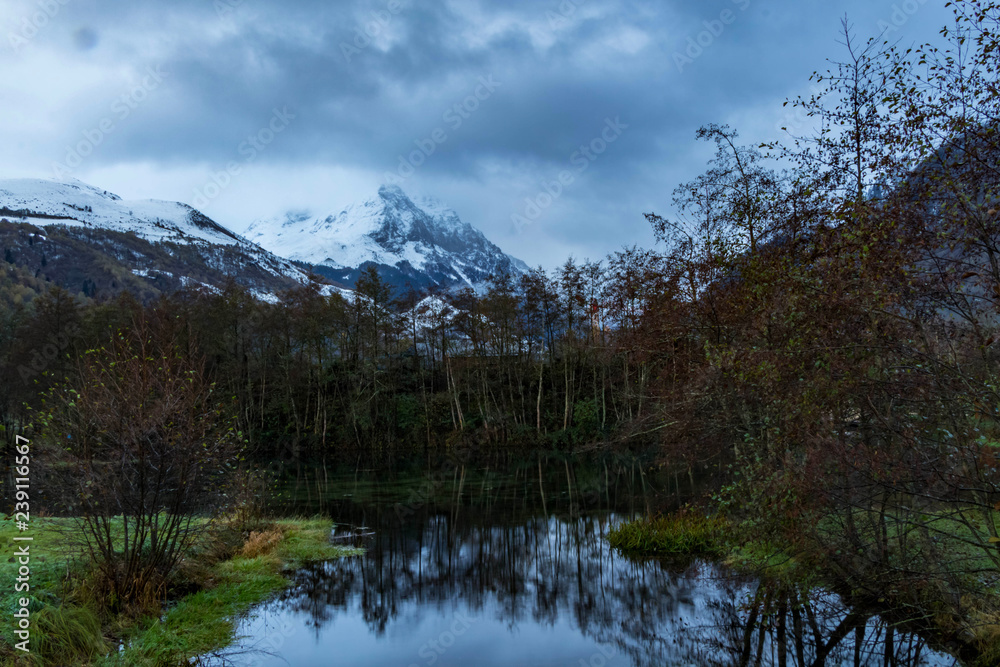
[[27, 1, 732, 161], [2, 0, 955, 265]]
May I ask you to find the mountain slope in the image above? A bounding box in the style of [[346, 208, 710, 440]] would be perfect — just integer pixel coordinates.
[[0, 178, 245, 247], [242, 185, 528, 293], [0, 178, 323, 302]]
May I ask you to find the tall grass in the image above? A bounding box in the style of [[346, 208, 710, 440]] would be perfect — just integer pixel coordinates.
[[32, 606, 108, 666], [608, 511, 728, 558]]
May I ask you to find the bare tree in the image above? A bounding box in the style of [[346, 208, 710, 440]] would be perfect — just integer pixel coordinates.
[[37, 311, 242, 612]]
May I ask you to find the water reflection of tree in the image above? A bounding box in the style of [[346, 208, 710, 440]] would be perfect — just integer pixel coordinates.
[[264, 502, 955, 667], [681, 580, 957, 667]]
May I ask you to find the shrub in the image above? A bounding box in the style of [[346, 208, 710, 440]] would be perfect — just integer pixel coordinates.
[[34, 312, 243, 614]]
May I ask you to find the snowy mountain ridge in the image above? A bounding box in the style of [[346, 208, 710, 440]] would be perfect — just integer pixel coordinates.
[[0, 178, 246, 248], [0, 177, 318, 297]]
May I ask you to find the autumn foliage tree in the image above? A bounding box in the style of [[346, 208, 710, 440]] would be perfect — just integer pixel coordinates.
[[628, 4, 1000, 654]]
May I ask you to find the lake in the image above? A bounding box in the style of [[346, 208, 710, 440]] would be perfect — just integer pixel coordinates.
[[208, 453, 961, 667]]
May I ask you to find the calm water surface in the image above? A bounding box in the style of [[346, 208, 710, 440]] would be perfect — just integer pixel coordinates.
[[212, 456, 961, 667]]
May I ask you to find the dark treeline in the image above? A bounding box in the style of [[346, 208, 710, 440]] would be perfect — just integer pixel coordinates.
[[0, 250, 674, 464]]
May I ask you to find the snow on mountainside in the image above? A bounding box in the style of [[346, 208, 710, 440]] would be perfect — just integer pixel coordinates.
[[242, 185, 529, 292], [0, 178, 244, 247], [0, 178, 314, 288]]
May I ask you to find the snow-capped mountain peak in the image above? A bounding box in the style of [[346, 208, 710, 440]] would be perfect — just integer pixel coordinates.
[[243, 185, 527, 292]]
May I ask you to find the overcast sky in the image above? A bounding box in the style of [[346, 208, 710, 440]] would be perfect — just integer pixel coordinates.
[[0, 0, 954, 268]]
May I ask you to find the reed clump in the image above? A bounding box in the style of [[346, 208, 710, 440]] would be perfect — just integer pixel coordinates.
[[608, 510, 729, 558]]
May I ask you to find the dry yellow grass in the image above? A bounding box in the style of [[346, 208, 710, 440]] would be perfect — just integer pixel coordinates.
[[239, 527, 285, 559]]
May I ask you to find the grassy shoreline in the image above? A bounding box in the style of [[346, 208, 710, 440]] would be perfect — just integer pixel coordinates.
[[1, 516, 361, 666]]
